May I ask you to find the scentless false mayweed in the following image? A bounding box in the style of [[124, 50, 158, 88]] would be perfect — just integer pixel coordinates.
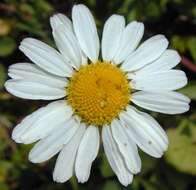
[[5, 4, 190, 186]]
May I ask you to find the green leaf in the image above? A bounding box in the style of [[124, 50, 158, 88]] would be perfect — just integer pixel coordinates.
[[0, 161, 13, 171], [87, 0, 97, 6], [0, 64, 6, 89], [164, 167, 190, 190], [0, 37, 16, 57], [20, 4, 35, 15], [171, 36, 187, 53], [139, 151, 158, 175], [100, 153, 114, 178], [118, 0, 137, 21], [191, 7, 196, 17], [165, 120, 196, 175], [178, 82, 196, 100], [145, 2, 161, 20], [140, 179, 158, 190], [127, 8, 139, 22], [36, 0, 53, 13], [187, 37, 196, 63], [160, 0, 169, 11], [0, 161, 13, 183], [102, 180, 122, 190], [0, 183, 9, 190]]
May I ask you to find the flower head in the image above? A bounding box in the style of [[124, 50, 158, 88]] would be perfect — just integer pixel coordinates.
[[5, 4, 190, 186]]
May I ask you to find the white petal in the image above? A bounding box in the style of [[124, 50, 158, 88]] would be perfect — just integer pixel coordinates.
[[8, 63, 68, 88], [129, 70, 187, 91], [111, 119, 141, 174], [50, 13, 73, 33], [28, 116, 80, 163], [72, 4, 100, 63], [51, 13, 88, 67], [81, 50, 88, 66], [102, 125, 133, 186], [12, 100, 73, 144], [101, 15, 125, 62], [50, 14, 81, 68], [119, 106, 169, 158], [113, 21, 144, 64], [53, 123, 86, 183], [4, 79, 65, 100], [19, 38, 73, 77], [136, 50, 181, 75], [52, 24, 82, 69], [8, 63, 46, 79], [75, 126, 99, 183], [121, 35, 169, 72], [131, 91, 190, 114]]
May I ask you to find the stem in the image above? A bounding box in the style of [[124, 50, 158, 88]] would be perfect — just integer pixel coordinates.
[[181, 55, 196, 72]]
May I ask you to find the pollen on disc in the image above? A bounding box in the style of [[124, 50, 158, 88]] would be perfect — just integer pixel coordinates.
[[67, 61, 131, 126]]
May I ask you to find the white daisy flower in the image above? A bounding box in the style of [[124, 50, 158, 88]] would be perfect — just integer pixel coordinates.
[[5, 4, 190, 186]]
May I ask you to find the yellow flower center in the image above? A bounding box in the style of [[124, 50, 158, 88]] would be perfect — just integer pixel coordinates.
[[67, 61, 130, 126]]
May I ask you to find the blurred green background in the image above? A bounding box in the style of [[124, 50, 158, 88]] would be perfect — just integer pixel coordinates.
[[0, 0, 196, 189]]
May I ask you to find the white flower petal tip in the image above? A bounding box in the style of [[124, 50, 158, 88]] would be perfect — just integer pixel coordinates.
[[113, 21, 144, 64], [121, 34, 169, 72], [119, 106, 169, 158], [111, 119, 141, 174], [28, 116, 80, 163], [4, 79, 66, 100], [72, 4, 100, 63], [135, 49, 181, 75], [118, 175, 133, 187], [50, 13, 73, 33], [6, 62, 68, 101], [53, 124, 86, 183], [101, 14, 125, 62], [129, 70, 188, 92], [11, 124, 24, 143], [131, 91, 190, 114], [7, 63, 68, 87], [11, 101, 73, 144], [75, 126, 100, 183], [19, 38, 73, 77], [102, 125, 134, 186], [52, 24, 82, 69]]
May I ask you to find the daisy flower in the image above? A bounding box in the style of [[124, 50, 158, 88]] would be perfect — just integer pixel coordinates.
[[5, 4, 190, 186]]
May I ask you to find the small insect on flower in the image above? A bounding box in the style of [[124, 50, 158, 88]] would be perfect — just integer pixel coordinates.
[[4, 4, 190, 186]]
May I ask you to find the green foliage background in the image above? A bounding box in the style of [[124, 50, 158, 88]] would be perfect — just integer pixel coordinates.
[[0, 0, 196, 189]]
